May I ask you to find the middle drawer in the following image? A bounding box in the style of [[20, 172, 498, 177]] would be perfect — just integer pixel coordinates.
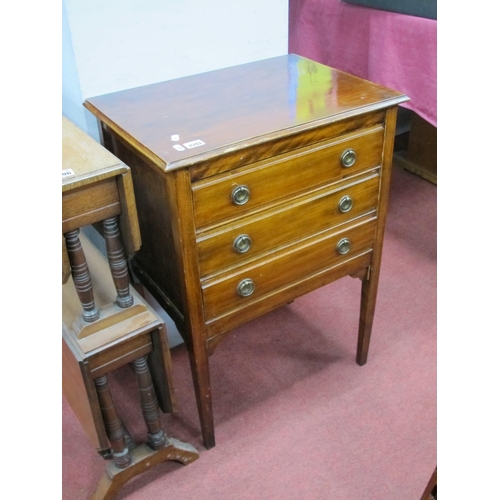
[[196, 171, 380, 278]]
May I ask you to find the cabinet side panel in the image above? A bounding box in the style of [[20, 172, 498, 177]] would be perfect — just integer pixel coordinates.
[[102, 130, 185, 320]]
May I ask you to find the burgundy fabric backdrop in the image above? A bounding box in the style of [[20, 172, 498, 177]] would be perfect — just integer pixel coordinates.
[[289, 0, 437, 127]]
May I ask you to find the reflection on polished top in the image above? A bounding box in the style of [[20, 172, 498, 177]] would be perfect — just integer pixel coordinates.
[[84, 54, 407, 172], [288, 57, 338, 121]]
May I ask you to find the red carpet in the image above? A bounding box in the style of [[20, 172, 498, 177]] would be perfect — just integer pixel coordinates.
[[62, 164, 436, 499]]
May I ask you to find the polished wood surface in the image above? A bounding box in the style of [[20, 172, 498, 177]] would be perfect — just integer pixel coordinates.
[[84, 54, 408, 449], [202, 216, 377, 321], [191, 125, 384, 229], [196, 171, 380, 277], [84, 54, 405, 172]]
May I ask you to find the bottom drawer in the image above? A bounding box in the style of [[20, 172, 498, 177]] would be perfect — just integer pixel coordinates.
[[201, 216, 377, 321]]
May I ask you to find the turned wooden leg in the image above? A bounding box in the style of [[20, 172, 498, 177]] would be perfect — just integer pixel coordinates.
[[91, 362, 200, 500], [133, 356, 168, 450], [94, 375, 131, 469], [91, 364, 199, 500], [64, 228, 99, 322], [103, 217, 133, 308], [356, 271, 380, 366]]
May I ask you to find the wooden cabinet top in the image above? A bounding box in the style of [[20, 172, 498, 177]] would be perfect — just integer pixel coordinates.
[[84, 54, 407, 173]]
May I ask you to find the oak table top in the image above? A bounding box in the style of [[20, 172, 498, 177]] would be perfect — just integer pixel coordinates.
[[62, 116, 130, 190]]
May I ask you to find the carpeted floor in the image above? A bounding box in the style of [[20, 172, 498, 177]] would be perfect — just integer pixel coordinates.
[[62, 163, 436, 499]]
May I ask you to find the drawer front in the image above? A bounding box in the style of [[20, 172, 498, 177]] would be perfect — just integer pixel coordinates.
[[197, 171, 380, 278], [201, 217, 377, 321], [62, 177, 121, 233], [192, 126, 384, 229]]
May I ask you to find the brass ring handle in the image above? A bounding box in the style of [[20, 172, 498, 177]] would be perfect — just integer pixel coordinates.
[[336, 238, 351, 255], [237, 278, 255, 297], [231, 185, 250, 205], [340, 149, 356, 168], [338, 195, 353, 213], [233, 234, 252, 254]]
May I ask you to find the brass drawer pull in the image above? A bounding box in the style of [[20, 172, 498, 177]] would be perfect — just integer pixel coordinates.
[[340, 148, 356, 168], [233, 234, 252, 254], [237, 278, 255, 297], [336, 238, 351, 255], [231, 185, 250, 205], [338, 195, 353, 213]]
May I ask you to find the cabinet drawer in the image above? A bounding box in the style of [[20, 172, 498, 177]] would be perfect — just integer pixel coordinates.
[[197, 171, 380, 278], [192, 126, 384, 229], [201, 217, 377, 320]]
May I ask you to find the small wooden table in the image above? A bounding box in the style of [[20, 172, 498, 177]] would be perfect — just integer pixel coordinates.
[[62, 117, 199, 499], [84, 54, 408, 449]]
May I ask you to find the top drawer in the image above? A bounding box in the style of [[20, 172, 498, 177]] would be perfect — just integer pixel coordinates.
[[192, 125, 384, 230]]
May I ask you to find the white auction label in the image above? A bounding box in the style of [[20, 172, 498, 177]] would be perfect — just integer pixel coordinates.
[[62, 168, 75, 178], [173, 144, 185, 151], [183, 139, 205, 149]]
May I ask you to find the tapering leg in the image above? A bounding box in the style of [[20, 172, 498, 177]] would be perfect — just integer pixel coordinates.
[[357, 106, 398, 366], [94, 375, 131, 469], [103, 217, 133, 308], [65, 228, 99, 322], [356, 271, 380, 366], [187, 340, 215, 449]]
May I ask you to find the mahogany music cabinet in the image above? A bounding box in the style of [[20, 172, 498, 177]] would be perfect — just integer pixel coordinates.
[[84, 54, 408, 449]]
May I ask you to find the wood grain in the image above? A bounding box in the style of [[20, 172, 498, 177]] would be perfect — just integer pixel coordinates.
[[191, 125, 384, 228], [84, 54, 407, 173], [202, 216, 377, 320], [196, 171, 380, 277]]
